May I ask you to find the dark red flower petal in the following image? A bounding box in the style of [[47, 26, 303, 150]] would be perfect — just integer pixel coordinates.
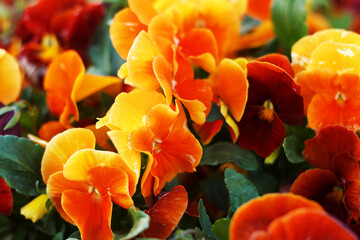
[[256, 53, 295, 78], [270, 83, 304, 125], [16, 0, 85, 41], [247, 61, 300, 95], [0, 177, 13, 216], [144, 185, 188, 239], [290, 168, 351, 223], [291, 168, 338, 199], [331, 152, 360, 221], [237, 106, 285, 157], [303, 125, 360, 170]]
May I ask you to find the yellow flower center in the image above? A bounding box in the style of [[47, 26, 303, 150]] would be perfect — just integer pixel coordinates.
[[335, 91, 346, 106], [88, 186, 102, 201], [195, 18, 206, 28], [38, 34, 60, 62], [260, 100, 275, 122]]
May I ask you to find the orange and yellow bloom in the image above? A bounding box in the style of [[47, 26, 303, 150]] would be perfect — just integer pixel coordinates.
[[97, 91, 202, 197], [42, 128, 138, 240]]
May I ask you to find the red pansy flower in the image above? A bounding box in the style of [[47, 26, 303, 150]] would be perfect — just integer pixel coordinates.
[[291, 125, 360, 224], [236, 54, 304, 157]]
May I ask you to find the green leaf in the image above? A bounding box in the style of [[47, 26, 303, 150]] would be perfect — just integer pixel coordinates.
[[53, 232, 64, 240], [200, 142, 258, 171], [211, 218, 230, 240], [0, 135, 45, 195], [224, 168, 259, 217], [198, 199, 218, 240], [272, 0, 308, 56], [113, 207, 150, 240], [327, 13, 352, 29], [283, 135, 306, 163], [206, 102, 222, 122]]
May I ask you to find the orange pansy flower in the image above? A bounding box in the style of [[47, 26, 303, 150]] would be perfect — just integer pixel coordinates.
[[42, 128, 138, 240], [97, 91, 202, 197], [43, 50, 121, 126], [0, 49, 21, 105], [295, 41, 360, 130], [229, 193, 357, 240]]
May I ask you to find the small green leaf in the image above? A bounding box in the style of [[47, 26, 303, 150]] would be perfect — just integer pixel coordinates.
[[198, 200, 218, 240], [206, 102, 222, 122], [283, 135, 306, 163], [52, 232, 64, 240], [272, 0, 308, 56], [211, 218, 230, 240], [224, 168, 259, 217], [113, 207, 150, 240], [201, 142, 258, 171], [0, 135, 45, 195]]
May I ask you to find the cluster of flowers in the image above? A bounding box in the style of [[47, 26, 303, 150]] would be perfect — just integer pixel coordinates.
[[1, 0, 360, 239]]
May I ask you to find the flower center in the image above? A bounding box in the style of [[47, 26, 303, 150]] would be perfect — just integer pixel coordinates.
[[335, 92, 346, 105], [195, 18, 206, 28], [260, 100, 275, 122], [88, 186, 101, 200]]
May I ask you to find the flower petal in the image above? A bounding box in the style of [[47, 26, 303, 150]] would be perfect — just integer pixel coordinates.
[[108, 91, 166, 132], [210, 58, 248, 121], [62, 190, 113, 240], [291, 29, 360, 73], [145, 104, 178, 140], [128, 0, 158, 25], [20, 194, 49, 223], [47, 171, 88, 223], [151, 128, 202, 195], [41, 128, 96, 184], [303, 125, 360, 169], [43, 50, 85, 125], [126, 31, 161, 90], [229, 193, 323, 240], [266, 208, 357, 240], [0, 177, 12, 216], [308, 42, 360, 74], [88, 166, 134, 209], [63, 149, 139, 196], [74, 74, 121, 102], [144, 185, 188, 239], [110, 8, 147, 59], [237, 106, 285, 157], [179, 28, 218, 73], [330, 152, 360, 221], [0, 49, 21, 105], [38, 121, 67, 142]]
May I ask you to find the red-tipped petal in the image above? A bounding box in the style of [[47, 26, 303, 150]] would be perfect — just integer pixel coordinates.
[[144, 185, 188, 239]]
